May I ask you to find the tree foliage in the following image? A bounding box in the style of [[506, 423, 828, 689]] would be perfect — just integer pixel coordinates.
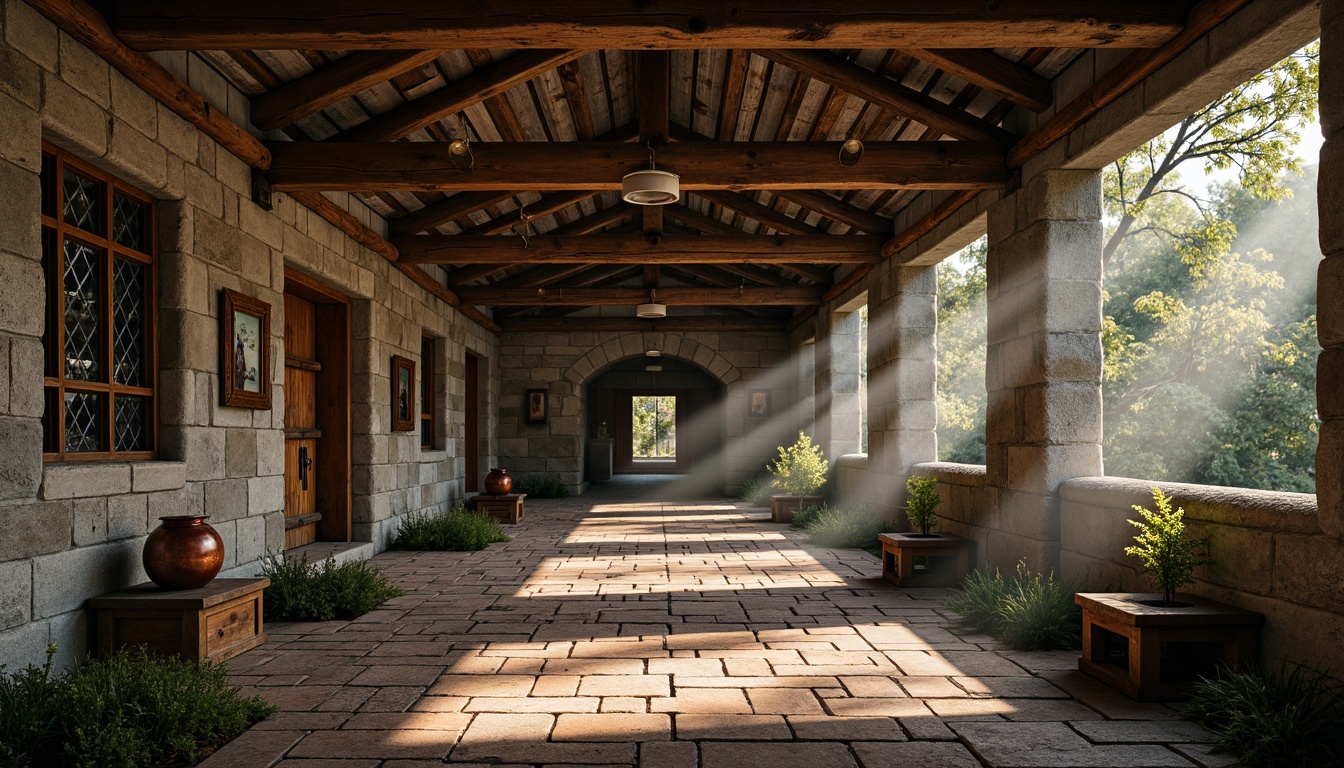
[[1125, 489, 1213, 605], [935, 239, 987, 463], [632, 395, 676, 458], [903, 474, 941, 535], [767, 431, 829, 497]]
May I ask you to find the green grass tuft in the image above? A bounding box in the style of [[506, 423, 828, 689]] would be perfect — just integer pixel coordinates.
[[944, 561, 1080, 651], [260, 554, 403, 622], [805, 505, 889, 549], [737, 477, 773, 507], [1185, 663, 1344, 768], [790, 502, 828, 530], [0, 646, 275, 768], [392, 506, 511, 552], [511, 474, 571, 498]]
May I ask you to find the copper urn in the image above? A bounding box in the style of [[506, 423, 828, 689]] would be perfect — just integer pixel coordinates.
[[484, 468, 513, 496], [143, 515, 225, 590]]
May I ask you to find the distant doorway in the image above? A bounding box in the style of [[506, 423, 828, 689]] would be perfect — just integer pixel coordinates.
[[632, 394, 677, 469]]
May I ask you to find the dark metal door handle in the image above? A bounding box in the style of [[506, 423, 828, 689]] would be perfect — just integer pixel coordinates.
[[299, 446, 313, 491]]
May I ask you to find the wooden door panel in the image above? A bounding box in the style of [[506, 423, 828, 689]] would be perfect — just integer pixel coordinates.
[[465, 353, 479, 492], [284, 292, 318, 547], [283, 437, 318, 548]]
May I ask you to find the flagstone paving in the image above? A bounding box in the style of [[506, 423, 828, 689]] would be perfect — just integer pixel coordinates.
[[205, 478, 1232, 768]]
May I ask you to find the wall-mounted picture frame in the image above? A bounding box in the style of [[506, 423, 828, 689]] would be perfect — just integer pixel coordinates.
[[221, 288, 272, 409], [525, 388, 548, 425], [749, 389, 771, 418], [391, 355, 416, 432]]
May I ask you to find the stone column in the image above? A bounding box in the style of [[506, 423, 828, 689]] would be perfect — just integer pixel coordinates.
[[864, 265, 939, 521], [1320, 0, 1344, 537], [827, 308, 865, 460], [984, 170, 1104, 572]]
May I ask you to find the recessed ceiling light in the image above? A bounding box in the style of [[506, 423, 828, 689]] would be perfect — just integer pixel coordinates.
[[645, 350, 661, 357]]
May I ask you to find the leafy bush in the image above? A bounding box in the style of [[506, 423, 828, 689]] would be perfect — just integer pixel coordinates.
[[737, 477, 773, 507], [807, 505, 888, 549], [767, 432, 829, 497], [261, 554, 403, 622], [790, 503, 828, 530], [511, 474, 571, 498], [1125, 488, 1213, 605], [1186, 663, 1344, 768], [945, 561, 1081, 651], [904, 474, 941, 535], [392, 506, 511, 552], [0, 646, 275, 768]]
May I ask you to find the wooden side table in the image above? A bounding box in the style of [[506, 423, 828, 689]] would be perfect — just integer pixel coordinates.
[[473, 493, 526, 523], [878, 533, 975, 588], [1076, 592, 1263, 701], [89, 578, 269, 665]]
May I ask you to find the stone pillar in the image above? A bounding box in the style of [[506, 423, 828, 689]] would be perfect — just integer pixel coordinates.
[[984, 170, 1104, 572], [812, 309, 835, 457], [864, 265, 939, 521], [828, 308, 865, 460], [1319, 0, 1344, 538]]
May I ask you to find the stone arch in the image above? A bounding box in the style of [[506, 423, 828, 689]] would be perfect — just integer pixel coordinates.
[[562, 332, 743, 389]]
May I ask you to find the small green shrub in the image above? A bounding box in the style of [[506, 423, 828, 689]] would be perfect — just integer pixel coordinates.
[[807, 505, 888, 549], [392, 506, 511, 552], [1186, 663, 1344, 768], [767, 432, 829, 497], [790, 502, 828, 530], [1125, 488, 1213, 605], [737, 477, 773, 507], [945, 561, 1081, 651], [261, 554, 403, 622], [903, 474, 941, 535], [0, 646, 275, 768], [512, 474, 571, 498]]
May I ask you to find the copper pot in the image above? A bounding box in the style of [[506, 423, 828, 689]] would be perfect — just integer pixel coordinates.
[[143, 515, 225, 590], [484, 468, 513, 496]]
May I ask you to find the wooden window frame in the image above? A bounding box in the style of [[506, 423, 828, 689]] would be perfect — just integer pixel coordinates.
[[41, 142, 158, 462], [420, 334, 435, 449]]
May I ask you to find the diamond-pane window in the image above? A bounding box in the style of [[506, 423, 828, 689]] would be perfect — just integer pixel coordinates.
[[114, 395, 148, 452], [65, 391, 103, 453], [113, 258, 145, 386], [63, 240, 102, 381], [112, 193, 147, 251], [62, 169, 101, 234]]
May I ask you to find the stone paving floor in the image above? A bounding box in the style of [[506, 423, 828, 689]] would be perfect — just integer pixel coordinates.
[[204, 477, 1235, 768]]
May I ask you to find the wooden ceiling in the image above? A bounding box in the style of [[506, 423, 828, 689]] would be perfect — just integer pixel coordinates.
[[100, 2, 1198, 330]]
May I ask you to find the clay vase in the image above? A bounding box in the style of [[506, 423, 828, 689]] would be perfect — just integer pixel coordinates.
[[142, 515, 225, 590], [484, 468, 513, 496]]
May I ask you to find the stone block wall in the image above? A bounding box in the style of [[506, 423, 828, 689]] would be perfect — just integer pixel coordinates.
[[0, 0, 498, 670], [497, 330, 798, 494]]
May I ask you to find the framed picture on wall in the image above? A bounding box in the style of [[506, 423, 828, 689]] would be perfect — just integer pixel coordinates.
[[525, 388, 548, 425], [391, 355, 416, 432], [749, 389, 771, 418], [220, 288, 272, 409]]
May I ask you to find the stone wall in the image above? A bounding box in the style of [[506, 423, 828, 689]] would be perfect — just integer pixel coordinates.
[[497, 330, 799, 494], [0, 1, 498, 670]]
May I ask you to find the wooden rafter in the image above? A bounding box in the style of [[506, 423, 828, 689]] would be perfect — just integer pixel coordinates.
[[250, 50, 447, 130], [458, 192, 600, 237], [770, 190, 891, 234], [692, 190, 823, 236], [395, 234, 883, 265], [389, 191, 517, 236], [105, 2, 1192, 50], [266, 140, 1010, 192], [903, 49, 1052, 112], [663, 206, 744, 237], [457, 286, 823, 306], [637, 51, 670, 237], [547, 204, 637, 235]]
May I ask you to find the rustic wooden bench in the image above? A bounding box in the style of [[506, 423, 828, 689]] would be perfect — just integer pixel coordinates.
[[89, 578, 269, 664]]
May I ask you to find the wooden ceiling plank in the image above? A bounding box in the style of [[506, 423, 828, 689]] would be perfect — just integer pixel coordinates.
[[491, 264, 594, 289], [389, 191, 517, 236], [444, 263, 514, 287], [252, 50, 447, 130], [107, 2, 1191, 50], [694, 189, 823, 236], [500, 316, 786, 332], [458, 191, 600, 237], [903, 48, 1052, 112], [267, 140, 1009, 192], [771, 190, 890, 235], [663, 204, 744, 237], [325, 49, 586, 142], [757, 49, 1016, 145], [637, 51, 671, 237], [458, 285, 823, 306], [709, 263, 794, 288], [394, 233, 882, 264], [546, 204, 637, 235], [778, 263, 835, 284]]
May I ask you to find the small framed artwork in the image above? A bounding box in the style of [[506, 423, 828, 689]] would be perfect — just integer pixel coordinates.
[[391, 355, 416, 432], [525, 388, 548, 425], [220, 288, 272, 409], [749, 389, 771, 418]]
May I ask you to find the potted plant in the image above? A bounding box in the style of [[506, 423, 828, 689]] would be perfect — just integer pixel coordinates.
[[1075, 488, 1262, 701], [903, 474, 941, 537], [766, 431, 827, 523], [878, 474, 974, 587]]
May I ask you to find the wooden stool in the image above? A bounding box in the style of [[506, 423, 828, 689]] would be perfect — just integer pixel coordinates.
[[878, 533, 975, 588], [1076, 592, 1263, 701], [89, 578, 269, 664], [473, 493, 526, 524]]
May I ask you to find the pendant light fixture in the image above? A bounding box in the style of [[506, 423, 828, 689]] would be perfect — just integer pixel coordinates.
[[622, 143, 680, 206], [636, 289, 667, 318]]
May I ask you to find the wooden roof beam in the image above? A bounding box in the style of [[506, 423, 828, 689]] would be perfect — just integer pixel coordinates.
[[389, 191, 516, 236], [638, 51, 671, 238], [903, 49, 1052, 112], [106, 2, 1192, 50], [770, 190, 891, 235], [663, 205, 744, 237], [757, 49, 1017, 145], [692, 190, 823, 236], [547, 204, 638, 236], [267, 140, 1009, 192], [326, 49, 587, 143], [458, 286, 823, 307], [395, 234, 882, 265], [251, 50, 447, 130]]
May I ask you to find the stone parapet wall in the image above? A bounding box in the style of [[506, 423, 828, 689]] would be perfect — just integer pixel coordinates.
[[0, 1, 498, 670]]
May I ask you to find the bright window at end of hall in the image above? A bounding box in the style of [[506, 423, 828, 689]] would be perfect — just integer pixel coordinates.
[[632, 396, 675, 459]]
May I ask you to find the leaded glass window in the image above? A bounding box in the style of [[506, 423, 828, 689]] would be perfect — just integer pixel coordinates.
[[41, 144, 157, 461]]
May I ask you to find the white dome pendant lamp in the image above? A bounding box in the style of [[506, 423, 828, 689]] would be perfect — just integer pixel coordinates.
[[636, 289, 667, 318], [622, 143, 679, 206]]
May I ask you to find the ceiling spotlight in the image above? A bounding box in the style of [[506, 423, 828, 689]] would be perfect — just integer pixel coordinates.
[[646, 365, 663, 373], [838, 137, 865, 167], [623, 143, 680, 206], [645, 350, 661, 357], [448, 139, 474, 170]]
